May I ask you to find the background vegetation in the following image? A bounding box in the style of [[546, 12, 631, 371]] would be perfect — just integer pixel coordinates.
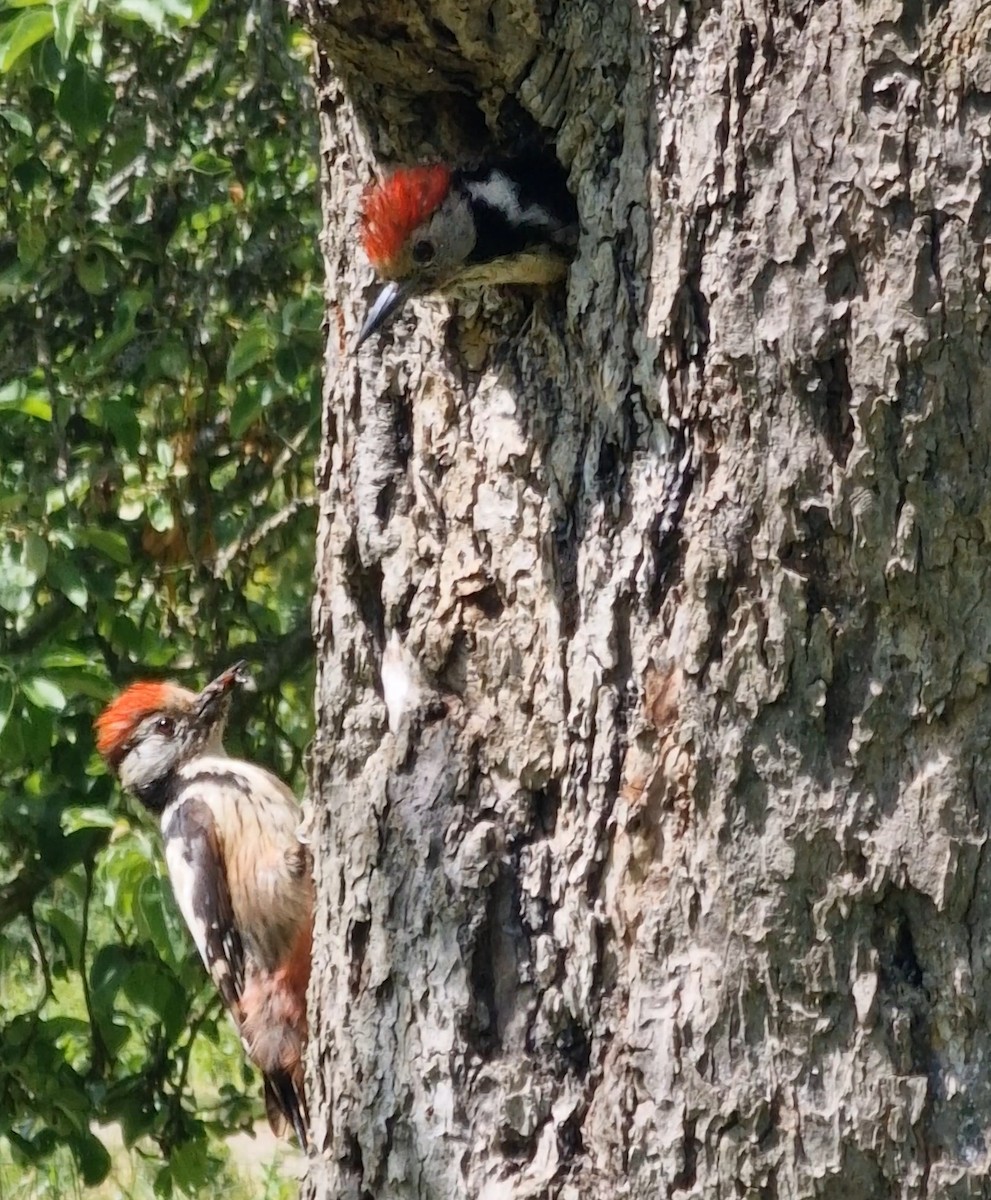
[[0, 0, 321, 1189]]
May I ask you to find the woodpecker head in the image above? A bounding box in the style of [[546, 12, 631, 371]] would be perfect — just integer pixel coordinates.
[[356, 160, 579, 348], [96, 662, 252, 809], [357, 164, 478, 347]]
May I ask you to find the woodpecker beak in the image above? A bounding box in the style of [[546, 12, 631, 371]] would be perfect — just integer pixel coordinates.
[[355, 280, 414, 349], [196, 661, 254, 723]]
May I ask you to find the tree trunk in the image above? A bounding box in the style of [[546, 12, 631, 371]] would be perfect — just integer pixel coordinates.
[[297, 0, 991, 1195]]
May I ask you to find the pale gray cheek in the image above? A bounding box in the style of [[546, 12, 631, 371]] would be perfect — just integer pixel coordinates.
[[427, 203, 476, 276], [120, 735, 177, 793]]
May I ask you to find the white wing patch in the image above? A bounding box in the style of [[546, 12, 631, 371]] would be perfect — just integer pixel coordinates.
[[164, 835, 213, 974], [466, 174, 562, 232], [161, 797, 245, 1014]]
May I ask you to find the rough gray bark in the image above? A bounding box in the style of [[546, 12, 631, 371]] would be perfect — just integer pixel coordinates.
[[297, 0, 991, 1196]]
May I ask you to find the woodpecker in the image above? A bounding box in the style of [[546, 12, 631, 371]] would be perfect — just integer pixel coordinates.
[[95, 663, 313, 1149], [356, 159, 579, 347]]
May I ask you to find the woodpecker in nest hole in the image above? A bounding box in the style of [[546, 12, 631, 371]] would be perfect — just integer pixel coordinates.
[[356, 159, 579, 348]]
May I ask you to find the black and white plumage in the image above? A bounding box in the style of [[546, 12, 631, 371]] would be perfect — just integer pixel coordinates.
[[356, 158, 579, 346], [96, 664, 313, 1148]]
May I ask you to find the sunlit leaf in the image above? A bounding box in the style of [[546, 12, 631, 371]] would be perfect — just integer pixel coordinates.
[[37, 648, 91, 668], [22, 676, 67, 711], [0, 562, 35, 612], [47, 558, 88, 608], [78, 527, 131, 564], [226, 322, 274, 382], [0, 380, 52, 420], [111, 0, 193, 29], [61, 806, 119, 833], [0, 105, 31, 133], [0, 8, 54, 71], [189, 148, 231, 175], [53, 0, 82, 55], [0, 677, 14, 737]]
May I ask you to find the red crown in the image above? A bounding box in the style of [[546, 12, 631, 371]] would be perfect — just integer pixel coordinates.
[[360, 165, 451, 269], [95, 681, 176, 758]]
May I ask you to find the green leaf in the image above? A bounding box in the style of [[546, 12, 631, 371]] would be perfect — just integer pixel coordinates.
[[97, 399, 141, 452], [0, 106, 31, 134], [16, 222, 45, 267], [0, 677, 14, 737], [166, 1137, 211, 1194], [135, 874, 184, 965], [38, 648, 92, 668], [188, 149, 231, 176], [0, 380, 52, 420], [0, 560, 35, 612], [43, 907, 83, 969], [111, 0, 193, 30], [78, 527, 131, 564], [75, 249, 108, 294], [46, 668, 112, 699], [71, 1131, 112, 1185], [52, 0, 82, 56], [61, 806, 119, 833], [226, 322, 274, 382], [124, 962, 187, 1041], [108, 0, 163, 27], [47, 558, 88, 608], [281, 294, 323, 333], [18, 700, 54, 760], [147, 338, 189, 382], [147, 495, 173, 531], [89, 944, 131, 1007], [22, 676, 67, 711], [0, 9, 54, 71], [56, 60, 113, 143], [228, 389, 262, 437], [23, 530, 48, 577], [0, 491, 29, 514]]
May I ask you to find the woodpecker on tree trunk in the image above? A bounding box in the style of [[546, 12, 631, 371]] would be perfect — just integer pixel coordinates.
[[356, 158, 579, 347], [95, 662, 313, 1149]]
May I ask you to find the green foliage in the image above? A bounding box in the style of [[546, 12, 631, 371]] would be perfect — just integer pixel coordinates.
[[0, 0, 320, 1188]]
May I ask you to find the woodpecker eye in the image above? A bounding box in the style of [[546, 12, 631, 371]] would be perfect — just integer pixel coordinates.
[[155, 716, 176, 736], [411, 239, 435, 264]]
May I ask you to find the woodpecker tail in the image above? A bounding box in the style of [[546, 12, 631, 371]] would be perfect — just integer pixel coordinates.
[[240, 931, 311, 1150], [264, 1069, 309, 1150]]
